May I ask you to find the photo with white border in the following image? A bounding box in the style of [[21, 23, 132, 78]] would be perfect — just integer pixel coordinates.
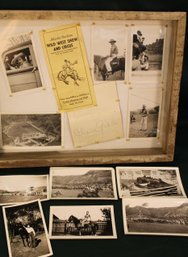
[[49, 205, 117, 239], [0, 31, 44, 95], [1, 113, 62, 150], [127, 86, 162, 139], [131, 25, 166, 75], [50, 167, 118, 200], [92, 25, 126, 82], [0, 175, 49, 205], [3, 200, 53, 257], [116, 167, 186, 198], [123, 197, 188, 237]]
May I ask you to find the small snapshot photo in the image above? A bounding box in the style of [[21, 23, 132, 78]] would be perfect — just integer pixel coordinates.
[[3, 200, 53, 257], [128, 87, 161, 138], [0, 175, 49, 205], [92, 25, 126, 81], [132, 25, 165, 72], [123, 198, 188, 236], [50, 167, 117, 200], [1, 113, 62, 148], [0, 32, 43, 94], [116, 167, 186, 198], [49, 205, 117, 239]]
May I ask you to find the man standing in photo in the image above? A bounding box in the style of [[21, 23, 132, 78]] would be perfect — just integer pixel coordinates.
[[140, 105, 148, 131]]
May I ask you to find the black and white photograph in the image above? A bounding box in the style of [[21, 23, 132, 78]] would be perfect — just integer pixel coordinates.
[[0, 175, 49, 205], [132, 25, 165, 72], [0, 32, 43, 94], [128, 87, 161, 138], [1, 114, 62, 148], [49, 205, 117, 239], [123, 198, 188, 236], [3, 200, 53, 257], [92, 25, 126, 81], [50, 167, 117, 199], [116, 167, 186, 198]]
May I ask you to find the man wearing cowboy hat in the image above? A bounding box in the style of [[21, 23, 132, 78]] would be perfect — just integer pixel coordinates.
[[105, 38, 119, 74]]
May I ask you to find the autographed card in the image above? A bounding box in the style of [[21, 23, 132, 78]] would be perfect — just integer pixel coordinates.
[[40, 24, 96, 112], [68, 82, 124, 147]]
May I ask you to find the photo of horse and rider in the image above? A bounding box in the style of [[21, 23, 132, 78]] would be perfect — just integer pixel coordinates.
[[49, 205, 116, 239], [132, 26, 165, 71], [3, 200, 52, 257], [92, 26, 126, 81]]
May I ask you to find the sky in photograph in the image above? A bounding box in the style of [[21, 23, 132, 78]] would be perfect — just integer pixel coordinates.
[[92, 25, 126, 56], [130, 88, 161, 110], [133, 25, 165, 45], [124, 198, 187, 209], [51, 167, 111, 176], [0, 175, 47, 191], [51, 206, 111, 221]]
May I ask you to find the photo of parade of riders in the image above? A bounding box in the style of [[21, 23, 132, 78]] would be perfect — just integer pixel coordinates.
[[49, 205, 116, 239], [3, 200, 52, 257], [50, 167, 117, 200], [92, 26, 126, 81], [132, 26, 165, 71], [123, 198, 188, 236]]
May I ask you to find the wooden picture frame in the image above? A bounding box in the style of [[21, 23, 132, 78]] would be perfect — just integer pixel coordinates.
[[0, 10, 186, 167]]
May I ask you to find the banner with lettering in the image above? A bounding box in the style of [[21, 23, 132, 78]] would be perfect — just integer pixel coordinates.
[[40, 24, 96, 112]]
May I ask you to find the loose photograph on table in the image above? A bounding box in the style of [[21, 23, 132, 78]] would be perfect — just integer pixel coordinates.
[[128, 87, 161, 138], [116, 167, 186, 198], [131, 25, 166, 73], [123, 198, 188, 236], [49, 205, 117, 239], [50, 167, 117, 200], [3, 200, 53, 257], [1, 113, 62, 149], [0, 31, 43, 94], [0, 175, 49, 205], [92, 25, 126, 81]]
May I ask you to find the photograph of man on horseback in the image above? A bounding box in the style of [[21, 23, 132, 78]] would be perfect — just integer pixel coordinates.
[[105, 39, 119, 75], [92, 25, 125, 81], [132, 26, 164, 71]]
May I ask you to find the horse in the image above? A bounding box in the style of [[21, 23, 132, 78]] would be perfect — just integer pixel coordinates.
[[57, 68, 84, 86], [94, 55, 125, 81], [9, 222, 30, 247], [67, 215, 98, 236]]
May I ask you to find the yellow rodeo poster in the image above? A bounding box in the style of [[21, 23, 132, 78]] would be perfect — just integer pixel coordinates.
[[40, 24, 96, 112]]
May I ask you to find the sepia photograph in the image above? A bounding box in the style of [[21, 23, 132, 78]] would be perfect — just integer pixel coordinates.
[[132, 25, 165, 72], [116, 167, 186, 198], [0, 32, 43, 94], [50, 167, 117, 200], [92, 25, 126, 81], [1, 114, 62, 148], [49, 205, 117, 239], [128, 87, 161, 138], [3, 200, 53, 257], [0, 175, 49, 205], [123, 198, 188, 236]]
